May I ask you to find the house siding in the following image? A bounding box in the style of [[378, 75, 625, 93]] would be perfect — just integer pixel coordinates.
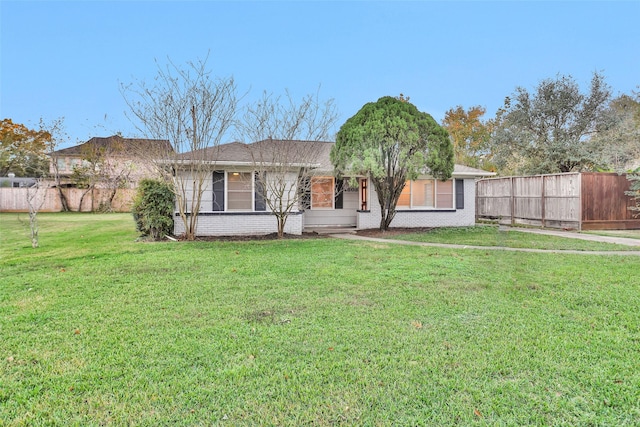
[[171, 140, 493, 236], [174, 169, 307, 236], [303, 190, 358, 227], [357, 178, 476, 229], [174, 212, 303, 236]]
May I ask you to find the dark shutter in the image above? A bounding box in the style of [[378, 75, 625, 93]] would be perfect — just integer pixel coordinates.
[[334, 178, 344, 209], [455, 179, 464, 209], [213, 171, 225, 211], [254, 172, 266, 211], [299, 177, 311, 210]]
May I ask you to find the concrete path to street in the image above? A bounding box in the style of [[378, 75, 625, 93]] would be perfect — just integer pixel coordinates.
[[329, 227, 640, 256], [498, 226, 640, 247]]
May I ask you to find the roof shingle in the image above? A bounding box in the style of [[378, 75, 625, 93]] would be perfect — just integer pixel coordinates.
[[51, 135, 173, 157]]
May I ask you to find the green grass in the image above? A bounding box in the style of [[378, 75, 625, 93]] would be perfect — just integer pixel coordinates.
[[1, 213, 640, 425], [583, 229, 640, 240], [387, 225, 637, 251]]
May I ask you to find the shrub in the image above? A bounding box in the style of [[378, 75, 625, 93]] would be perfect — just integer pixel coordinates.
[[132, 179, 174, 240]]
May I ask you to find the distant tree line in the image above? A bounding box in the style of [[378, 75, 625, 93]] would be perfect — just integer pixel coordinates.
[[441, 72, 640, 176]]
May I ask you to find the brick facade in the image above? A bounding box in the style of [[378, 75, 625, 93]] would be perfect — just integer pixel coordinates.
[[174, 212, 303, 236], [356, 179, 476, 229]]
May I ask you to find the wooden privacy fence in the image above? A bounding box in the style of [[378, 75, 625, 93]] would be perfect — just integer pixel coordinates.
[[476, 172, 640, 230], [0, 187, 136, 213]]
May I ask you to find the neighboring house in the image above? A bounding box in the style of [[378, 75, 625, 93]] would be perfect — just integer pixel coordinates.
[[0, 176, 37, 188], [48, 135, 172, 187], [173, 139, 495, 236]]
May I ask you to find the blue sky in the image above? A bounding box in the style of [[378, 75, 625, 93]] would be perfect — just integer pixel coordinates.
[[2, 1, 639, 148]]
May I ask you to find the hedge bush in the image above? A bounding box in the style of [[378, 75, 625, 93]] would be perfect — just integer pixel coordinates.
[[132, 179, 174, 240]]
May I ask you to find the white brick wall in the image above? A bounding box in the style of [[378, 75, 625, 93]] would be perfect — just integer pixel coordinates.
[[172, 171, 478, 236], [357, 178, 476, 229], [174, 212, 303, 236]]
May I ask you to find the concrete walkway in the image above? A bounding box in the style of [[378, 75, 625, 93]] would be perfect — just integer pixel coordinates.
[[498, 226, 640, 247], [328, 227, 640, 256]]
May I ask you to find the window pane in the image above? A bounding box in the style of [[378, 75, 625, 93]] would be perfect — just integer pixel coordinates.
[[311, 177, 334, 208], [397, 182, 411, 207], [227, 172, 252, 210], [359, 178, 368, 210], [228, 193, 252, 210], [228, 173, 251, 191], [411, 180, 434, 208], [436, 179, 454, 208]]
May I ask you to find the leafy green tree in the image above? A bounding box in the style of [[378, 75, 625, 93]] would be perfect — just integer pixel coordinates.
[[490, 72, 611, 175], [331, 96, 454, 230], [590, 92, 640, 172], [132, 179, 175, 240], [617, 90, 640, 216], [442, 105, 493, 169], [0, 119, 50, 177]]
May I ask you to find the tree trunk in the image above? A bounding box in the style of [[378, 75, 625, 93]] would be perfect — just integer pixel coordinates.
[[277, 215, 286, 239], [102, 187, 118, 212], [379, 208, 396, 231], [183, 211, 196, 241], [78, 187, 92, 212], [379, 211, 387, 231], [29, 211, 39, 248], [187, 212, 197, 241], [56, 187, 70, 211]]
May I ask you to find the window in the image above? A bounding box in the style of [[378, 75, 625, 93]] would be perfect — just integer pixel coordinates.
[[302, 177, 344, 210], [397, 179, 456, 209], [57, 158, 67, 171], [412, 179, 435, 208], [212, 171, 266, 212], [311, 177, 334, 209], [436, 179, 453, 208], [359, 178, 368, 210], [227, 172, 252, 210], [398, 184, 411, 207]]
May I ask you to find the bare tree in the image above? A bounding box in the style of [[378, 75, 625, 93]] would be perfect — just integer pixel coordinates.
[[121, 55, 237, 240], [24, 119, 68, 247], [42, 118, 70, 211], [99, 161, 132, 212], [25, 178, 48, 248], [70, 138, 134, 212], [237, 90, 339, 238]]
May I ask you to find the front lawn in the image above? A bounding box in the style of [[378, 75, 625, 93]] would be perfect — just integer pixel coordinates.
[[385, 225, 636, 251], [1, 213, 639, 425]]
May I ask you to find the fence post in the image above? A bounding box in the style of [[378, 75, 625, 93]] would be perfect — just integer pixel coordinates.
[[541, 175, 546, 228], [510, 177, 515, 226]]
